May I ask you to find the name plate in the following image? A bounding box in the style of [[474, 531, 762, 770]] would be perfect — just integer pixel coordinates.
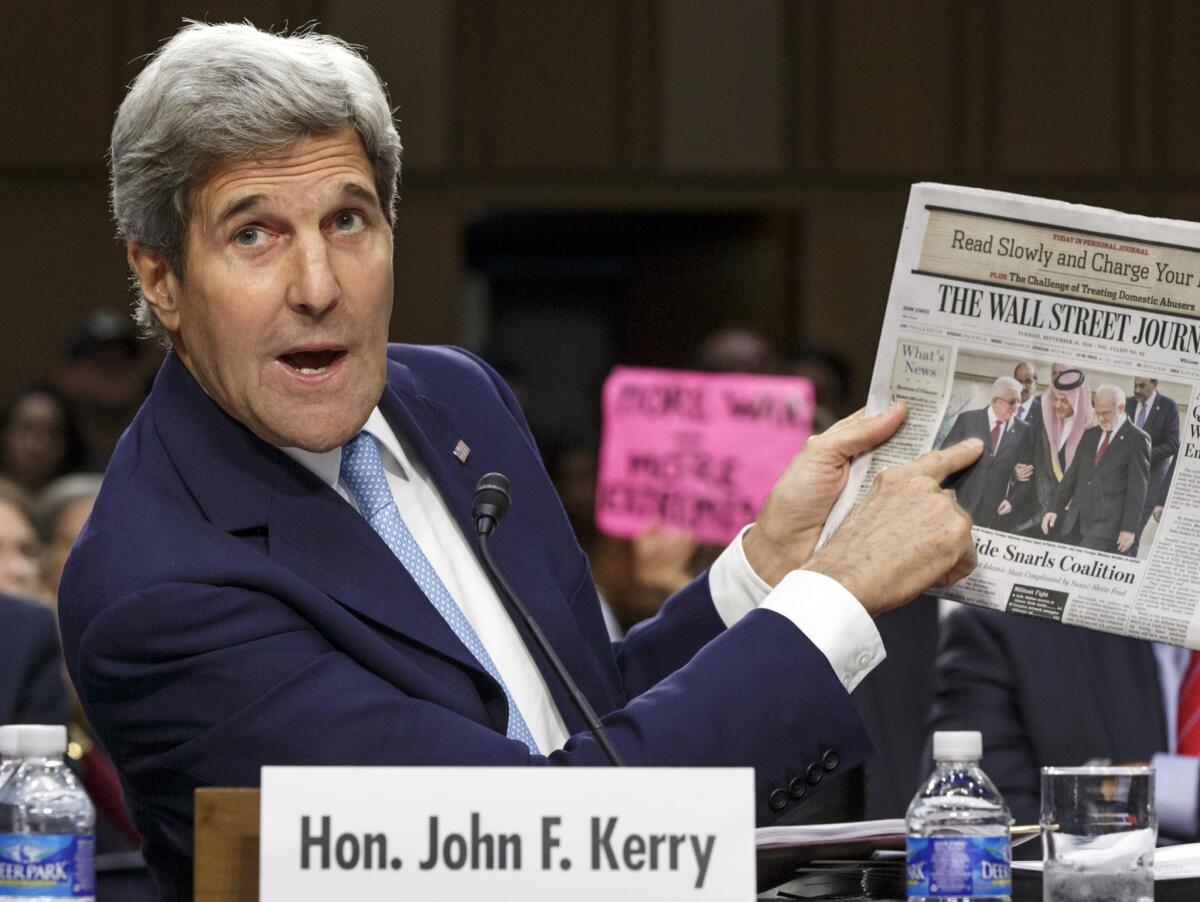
[[260, 766, 754, 901]]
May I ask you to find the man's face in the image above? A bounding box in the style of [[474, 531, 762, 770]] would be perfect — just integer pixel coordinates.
[[1015, 364, 1037, 402], [150, 128, 393, 452], [1095, 395, 1123, 431], [1133, 377, 1155, 403], [1051, 390, 1075, 420], [991, 389, 1019, 423]]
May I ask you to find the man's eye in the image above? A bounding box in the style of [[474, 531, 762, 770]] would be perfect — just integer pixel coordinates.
[[233, 227, 264, 246], [333, 211, 365, 231]]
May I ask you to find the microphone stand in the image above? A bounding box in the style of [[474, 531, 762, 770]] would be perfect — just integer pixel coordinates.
[[475, 509, 626, 767]]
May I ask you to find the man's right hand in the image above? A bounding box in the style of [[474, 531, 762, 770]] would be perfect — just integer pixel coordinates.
[[1041, 511, 1057, 535], [803, 440, 981, 617]]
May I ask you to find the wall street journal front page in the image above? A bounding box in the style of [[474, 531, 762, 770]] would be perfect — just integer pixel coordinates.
[[826, 184, 1200, 648]]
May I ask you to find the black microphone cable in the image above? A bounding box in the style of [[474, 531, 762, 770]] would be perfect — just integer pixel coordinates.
[[473, 472, 626, 767]]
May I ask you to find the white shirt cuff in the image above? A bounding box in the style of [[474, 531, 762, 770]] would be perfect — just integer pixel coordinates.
[[1152, 752, 1200, 839], [707, 524, 771, 627], [707, 523, 885, 693]]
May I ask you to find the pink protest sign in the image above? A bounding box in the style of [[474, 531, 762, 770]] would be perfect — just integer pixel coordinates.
[[595, 366, 814, 545]]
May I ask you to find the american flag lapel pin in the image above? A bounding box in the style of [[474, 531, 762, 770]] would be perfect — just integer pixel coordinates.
[[452, 439, 471, 464]]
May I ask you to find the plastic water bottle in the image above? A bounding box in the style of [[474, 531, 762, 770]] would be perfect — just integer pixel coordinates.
[[0, 728, 19, 792], [907, 730, 1012, 901], [0, 725, 95, 901]]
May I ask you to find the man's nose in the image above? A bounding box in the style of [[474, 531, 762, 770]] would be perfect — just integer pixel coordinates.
[[285, 232, 341, 316]]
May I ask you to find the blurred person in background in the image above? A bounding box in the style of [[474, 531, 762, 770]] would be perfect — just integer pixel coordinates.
[[39, 474, 104, 601], [931, 601, 1198, 847], [0, 479, 67, 728], [0, 478, 46, 600], [0, 590, 68, 728], [56, 309, 156, 469], [694, 325, 777, 374], [546, 443, 697, 638], [782, 344, 856, 428], [0, 382, 87, 498]]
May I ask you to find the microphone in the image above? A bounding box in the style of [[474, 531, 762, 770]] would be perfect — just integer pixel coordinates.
[[473, 472, 510, 538], [472, 473, 625, 767]]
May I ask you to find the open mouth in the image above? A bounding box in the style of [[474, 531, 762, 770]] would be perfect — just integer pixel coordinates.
[[279, 348, 347, 375]]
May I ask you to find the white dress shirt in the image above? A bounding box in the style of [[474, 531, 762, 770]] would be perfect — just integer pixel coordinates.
[[1056, 415, 1074, 451], [282, 408, 884, 753]]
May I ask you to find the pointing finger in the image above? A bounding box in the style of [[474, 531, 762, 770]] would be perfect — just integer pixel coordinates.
[[901, 438, 984, 483]]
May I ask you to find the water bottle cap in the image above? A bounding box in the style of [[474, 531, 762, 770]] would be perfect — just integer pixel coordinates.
[[15, 725, 67, 757], [933, 730, 982, 760], [0, 725, 18, 757]]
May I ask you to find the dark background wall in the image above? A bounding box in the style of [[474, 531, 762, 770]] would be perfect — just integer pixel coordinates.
[[3, 0, 1199, 408]]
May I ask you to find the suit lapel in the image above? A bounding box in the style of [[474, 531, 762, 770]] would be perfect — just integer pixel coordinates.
[[1148, 398, 1166, 434], [378, 358, 611, 728], [151, 352, 488, 678], [1094, 422, 1130, 473]]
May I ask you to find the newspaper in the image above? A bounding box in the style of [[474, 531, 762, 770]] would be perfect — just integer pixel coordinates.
[[824, 183, 1200, 649]]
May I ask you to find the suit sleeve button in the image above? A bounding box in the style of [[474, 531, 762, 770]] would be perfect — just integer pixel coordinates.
[[768, 788, 788, 811], [788, 777, 808, 800], [822, 749, 840, 771], [805, 762, 823, 785]]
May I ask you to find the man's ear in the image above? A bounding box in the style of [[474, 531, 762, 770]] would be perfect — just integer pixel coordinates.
[[127, 241, 181, 332]]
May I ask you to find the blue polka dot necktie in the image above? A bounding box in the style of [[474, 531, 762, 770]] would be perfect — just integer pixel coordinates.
[[340, 431, 540, 753]]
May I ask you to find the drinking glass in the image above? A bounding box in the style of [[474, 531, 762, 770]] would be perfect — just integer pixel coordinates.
[[1041, 766, 1155, 902]]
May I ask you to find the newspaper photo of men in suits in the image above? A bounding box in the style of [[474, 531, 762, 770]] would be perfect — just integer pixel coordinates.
[[1128, 375, 1180, 555], [1042, 384, 1151, 555], [939, 376, 1032, 531]]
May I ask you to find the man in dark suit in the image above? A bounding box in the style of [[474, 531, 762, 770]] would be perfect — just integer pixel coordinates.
[[1128, 376, 1180, 553], [939, 376, 1032, 531], [0, 592, 67, 727], [1013, 361, 1042, 430], [56, 22, 980, 900], [929, 605, 1197, 843], [1042, 384, 1150, 554]]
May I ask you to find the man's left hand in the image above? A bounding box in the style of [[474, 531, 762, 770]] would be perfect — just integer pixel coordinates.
[[1117, 530, 1135, 553], [744, 401, 907, 587]]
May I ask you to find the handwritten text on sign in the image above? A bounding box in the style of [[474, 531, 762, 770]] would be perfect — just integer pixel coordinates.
[[596, 367, 814, 544], [259, 767, 755, 902]]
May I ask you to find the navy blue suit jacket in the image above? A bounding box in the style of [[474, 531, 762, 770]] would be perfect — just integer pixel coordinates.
[[939, 408, 1031, 530], [58, 346, 871, 900], [1053, 419, 1150, 547], [1128, 393, 1180, 514], [0, 592, 67, 728], [930, 605, 1166, 831], [1018, 395, 1042, 432]]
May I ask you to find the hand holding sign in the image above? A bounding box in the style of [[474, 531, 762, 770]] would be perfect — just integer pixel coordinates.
[[802, 436, 983, 617]]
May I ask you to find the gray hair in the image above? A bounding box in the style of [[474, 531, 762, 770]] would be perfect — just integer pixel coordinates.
[[36, 473, 104, 541], [110, 21, 403, 343], [991, 376, 1022, 398], [1094, 384, 1125, 408]]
